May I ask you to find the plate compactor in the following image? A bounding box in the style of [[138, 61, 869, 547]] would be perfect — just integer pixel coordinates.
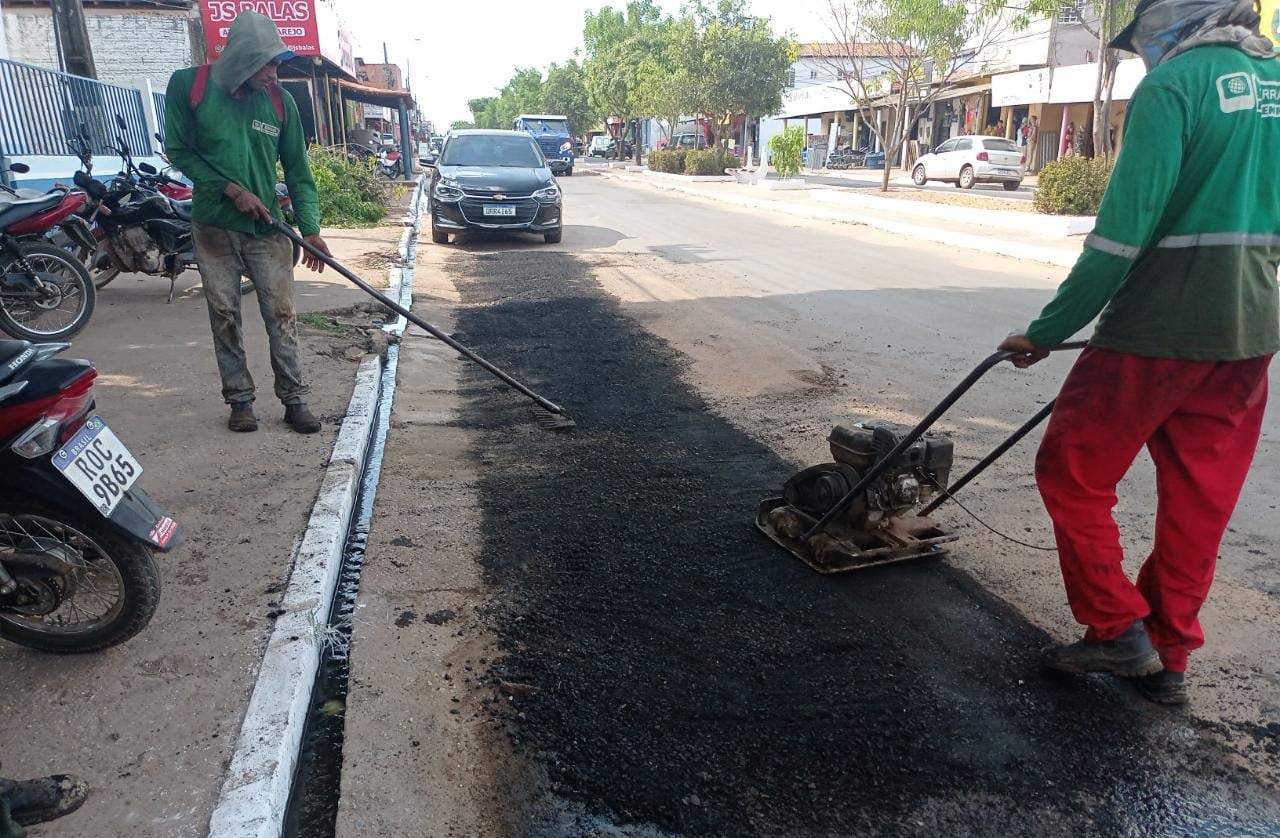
[[757, 344, 1085, 573]]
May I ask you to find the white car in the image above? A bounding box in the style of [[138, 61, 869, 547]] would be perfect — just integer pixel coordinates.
[[912, 135, 1026, 191]]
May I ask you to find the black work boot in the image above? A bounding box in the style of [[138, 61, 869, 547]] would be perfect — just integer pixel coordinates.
[[1131, 670, 1188, 706], [284, 403, 321, 435], [227, 403, 258, 433], [0, 772, 88, 828], [1042, 619, 1162, 677]]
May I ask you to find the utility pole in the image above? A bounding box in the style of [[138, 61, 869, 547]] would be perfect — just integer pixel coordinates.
[[50, 0, 97, 79]]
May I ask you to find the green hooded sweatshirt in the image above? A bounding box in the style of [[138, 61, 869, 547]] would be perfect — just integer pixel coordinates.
[[164, 11, 321, 237]]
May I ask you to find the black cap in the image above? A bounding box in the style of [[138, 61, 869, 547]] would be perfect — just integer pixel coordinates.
[[1109, 0, 1160, 52]]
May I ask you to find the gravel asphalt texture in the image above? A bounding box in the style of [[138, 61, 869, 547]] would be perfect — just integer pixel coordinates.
[[446, 244, 1280, 837]]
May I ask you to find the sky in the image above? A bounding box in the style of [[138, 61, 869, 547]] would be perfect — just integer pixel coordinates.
[[337, 0, 830, 129]]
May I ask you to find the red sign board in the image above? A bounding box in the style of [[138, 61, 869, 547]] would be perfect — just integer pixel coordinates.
[[201, 0, 321, 60]]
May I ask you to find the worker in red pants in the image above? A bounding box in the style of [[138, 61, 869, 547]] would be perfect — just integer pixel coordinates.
[[998, 0, 1279, 705]]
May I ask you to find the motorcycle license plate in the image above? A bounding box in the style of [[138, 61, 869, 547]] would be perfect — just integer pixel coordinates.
[[483, 205, 517, 217], [51, 416, 142, 516]]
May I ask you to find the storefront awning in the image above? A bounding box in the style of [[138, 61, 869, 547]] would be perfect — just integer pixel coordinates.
[[772, 85, 857, 119], [932, 82, 992, 101], [336, 79, 415, 108]]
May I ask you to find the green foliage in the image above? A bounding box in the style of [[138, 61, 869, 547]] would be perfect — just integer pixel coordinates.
[[307, 147, 386, 227], [768, 125, 805, 179], [684, 149, 742, 175], [542, 60, 597, 136], [450, 120, 476, 131], [1034, 156, 1111, 216], [647, 149, 687, 173]]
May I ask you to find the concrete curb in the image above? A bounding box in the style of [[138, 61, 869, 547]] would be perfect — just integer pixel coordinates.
[[207, 178, 424, 838], [595, 169, 1080, 269]]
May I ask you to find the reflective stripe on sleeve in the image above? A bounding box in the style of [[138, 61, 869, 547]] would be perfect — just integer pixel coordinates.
[[1085, 233, 1141, 259]]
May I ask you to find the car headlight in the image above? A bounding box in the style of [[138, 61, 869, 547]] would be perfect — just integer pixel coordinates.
[[433, 180, 463, 201], [533, 184, 561, 202], [560, 141, 573, 153]]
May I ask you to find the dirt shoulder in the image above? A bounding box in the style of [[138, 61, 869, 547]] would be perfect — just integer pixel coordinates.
[[335, 236, 531, 838], [3, 221, 401, 838]]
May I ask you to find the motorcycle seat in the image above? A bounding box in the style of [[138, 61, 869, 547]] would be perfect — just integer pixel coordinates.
[[0, 192, 63, 229], [0, 339, 34, 386], [170, 199, 193, 221]]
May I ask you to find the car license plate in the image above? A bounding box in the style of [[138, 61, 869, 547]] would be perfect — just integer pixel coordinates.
[[51, 416, 141, 516], [483, 204, 517, 217]]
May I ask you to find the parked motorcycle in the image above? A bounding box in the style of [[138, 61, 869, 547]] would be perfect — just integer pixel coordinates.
[[75, 118, 299, 300], [0, 168, 97, 342], [827, 146, 870, 170], [0, 338, 179, 652], [376, 146, 403, 179]]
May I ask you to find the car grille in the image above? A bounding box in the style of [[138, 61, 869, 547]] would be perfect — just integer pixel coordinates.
[[460, 187, 532, 199], [459, 197, 539, 225], [537, 138, 564, 155]]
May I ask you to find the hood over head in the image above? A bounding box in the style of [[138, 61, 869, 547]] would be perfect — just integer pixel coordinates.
[[1111, 0, 1274, 68], [210, 11, 295, 93]]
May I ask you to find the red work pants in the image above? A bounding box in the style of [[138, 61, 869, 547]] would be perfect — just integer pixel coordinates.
[[1036, 347, 1271, 672]]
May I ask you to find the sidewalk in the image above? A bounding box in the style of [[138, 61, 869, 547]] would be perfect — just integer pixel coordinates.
[[806, 167, 1040, 190], [0, 208, 408, 837], [592, 167, 1083, 268]]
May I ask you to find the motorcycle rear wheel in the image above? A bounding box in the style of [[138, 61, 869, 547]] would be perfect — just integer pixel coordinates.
[[0, 244, 96, 341], [0, 498, 161, 653]]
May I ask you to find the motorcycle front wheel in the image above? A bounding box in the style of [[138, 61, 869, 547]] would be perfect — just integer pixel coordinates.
[[0, 243, 97, 341], [0, 498, 161, 653]]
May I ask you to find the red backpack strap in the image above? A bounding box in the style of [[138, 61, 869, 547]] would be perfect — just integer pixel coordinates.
[[189, 64, 212, 110], [267, 84, 285, 123], [190, 64, 285, 125]]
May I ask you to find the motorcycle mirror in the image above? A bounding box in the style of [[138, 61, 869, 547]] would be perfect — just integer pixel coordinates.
[[138, 162, 157, 174], [73, 170, 107, 199], [154, 132, 163, 143], [115, 114, 128, 131], [8, 163, 29, 174]]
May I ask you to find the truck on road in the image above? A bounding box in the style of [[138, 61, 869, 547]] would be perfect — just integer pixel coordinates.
[[514, 114, 575, 176]]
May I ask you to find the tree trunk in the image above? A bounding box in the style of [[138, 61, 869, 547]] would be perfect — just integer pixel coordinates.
[[1091, 0, 1115, 158], [634, 119, 642, 165], [880, 111, 896, 192]]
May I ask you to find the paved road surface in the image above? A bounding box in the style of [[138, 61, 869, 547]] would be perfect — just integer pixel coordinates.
[[378, 171, 1279, 835]]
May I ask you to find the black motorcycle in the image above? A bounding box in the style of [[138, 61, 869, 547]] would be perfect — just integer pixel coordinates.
[[73, 119, 299, 301], [0, 339, 179, 651]]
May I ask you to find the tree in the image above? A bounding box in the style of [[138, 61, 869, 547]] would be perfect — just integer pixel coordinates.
[[467, 96, 501, 129], [633, 16, 698, 143], [1022, 0, 1139, 160], [688, 0, 795, 149], [543, 59, 598, 138], [820, 0, 1009, 190], [450, 120, 476, 131], [584, 2, 663, 161]]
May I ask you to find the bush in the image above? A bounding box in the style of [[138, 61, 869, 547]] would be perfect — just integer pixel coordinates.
[[769, 126, 805, 179], [1034, 156, 1111, 216], [307, 146, 388, 227], [647, 149, 687, 174], [683, 149, 740, 176]]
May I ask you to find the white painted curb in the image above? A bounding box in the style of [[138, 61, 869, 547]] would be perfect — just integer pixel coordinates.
[[207, 178, 424, 838], [596, 169, 1081, 269]]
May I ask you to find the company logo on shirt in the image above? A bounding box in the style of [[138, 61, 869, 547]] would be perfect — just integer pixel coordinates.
[[1217, 72, 1280, 117], [252, 119, 280, 137]]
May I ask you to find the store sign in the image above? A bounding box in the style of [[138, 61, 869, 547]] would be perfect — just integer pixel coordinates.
[[1262, 0, 1280, 51], [201, 0, 322, 60]]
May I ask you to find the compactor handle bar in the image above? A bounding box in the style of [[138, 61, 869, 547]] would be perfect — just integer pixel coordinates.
[[803, 341, 1087, 540]]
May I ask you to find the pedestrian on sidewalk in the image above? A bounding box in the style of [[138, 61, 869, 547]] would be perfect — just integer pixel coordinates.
[[998, 0, 1278, 706], [165, 11, 331, 434]]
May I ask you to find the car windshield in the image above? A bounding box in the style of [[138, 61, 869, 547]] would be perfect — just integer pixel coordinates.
[[441, 135, 545, 168], [591, 137, 609, 148], [524, 119, 569, 134], [983, 138, 1020, 152]]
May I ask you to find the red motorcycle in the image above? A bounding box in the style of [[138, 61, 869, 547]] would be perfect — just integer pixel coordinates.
[[0, 338, 178, 651], [0, 175, 96, 342]]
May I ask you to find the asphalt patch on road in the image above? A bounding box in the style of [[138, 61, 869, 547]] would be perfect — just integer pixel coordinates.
[[448, 247, 1280, 836]]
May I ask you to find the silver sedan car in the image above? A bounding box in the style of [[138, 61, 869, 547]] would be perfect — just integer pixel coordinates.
[[912, 135, 1027, 191]]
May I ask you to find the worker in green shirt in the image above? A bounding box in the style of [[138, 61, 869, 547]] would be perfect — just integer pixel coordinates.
[[999, 0, 1279, 705], [165, 11, 332, 434]]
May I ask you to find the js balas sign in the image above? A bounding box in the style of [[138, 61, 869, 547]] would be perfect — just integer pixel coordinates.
[[1262, 0, 1280, 52], [201, 0, 321, 59]]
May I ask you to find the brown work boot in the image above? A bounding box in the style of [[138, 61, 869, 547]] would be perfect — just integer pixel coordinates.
[[227, 403, 258, 433], [1041, 619, 1162, 677], [284, 403, 321, 434], [0, 772, 89, 828]]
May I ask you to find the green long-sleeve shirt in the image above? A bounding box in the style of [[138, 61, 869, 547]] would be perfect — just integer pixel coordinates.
[[1026, 46, 1280, 360], [164, 69, 321, 237]]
